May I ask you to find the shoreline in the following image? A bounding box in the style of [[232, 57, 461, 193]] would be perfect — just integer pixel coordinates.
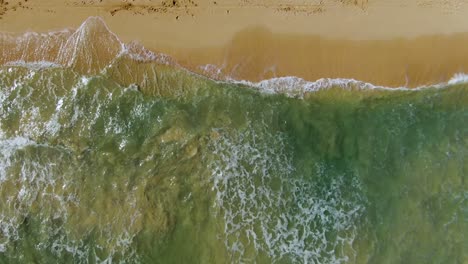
[[171, 29, 468, 88], [2, 1, 468, 87]]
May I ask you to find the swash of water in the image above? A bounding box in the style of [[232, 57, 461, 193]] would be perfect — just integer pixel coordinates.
[[0, 17, 466, 264]]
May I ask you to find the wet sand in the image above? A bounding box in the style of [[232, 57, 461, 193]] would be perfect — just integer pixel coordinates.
[[2, 0, 468, 87], [177, 29, 468, 87]]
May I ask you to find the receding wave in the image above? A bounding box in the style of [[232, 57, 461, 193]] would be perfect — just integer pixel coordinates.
[[2, 16, 468, 97], [0, 17, 467, 264]]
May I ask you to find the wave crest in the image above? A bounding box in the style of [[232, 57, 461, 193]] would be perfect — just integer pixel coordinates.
[[0, 17, 172, 75], [1, 16, 468, 98]]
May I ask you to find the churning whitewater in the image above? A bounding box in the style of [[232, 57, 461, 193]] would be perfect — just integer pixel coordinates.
[[0, 17, 466, 264]]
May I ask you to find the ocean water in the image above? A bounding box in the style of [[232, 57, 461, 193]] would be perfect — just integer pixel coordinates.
[[0, 17, 466, 264]]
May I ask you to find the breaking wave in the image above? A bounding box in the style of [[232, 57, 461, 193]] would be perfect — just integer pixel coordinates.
[[209, 126, 366, 263], [0, 16, 466, 264], [1, 16, 468, 99]]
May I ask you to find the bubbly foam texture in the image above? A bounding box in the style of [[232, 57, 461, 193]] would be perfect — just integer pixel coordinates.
[[0, 136, 78, 257], [0, 62, 205, 262], [0, 17, 175, 77], [5, 60, 62, 70], [56, 17, 124, 74], [2, 17, 468, 98], [231, 77, 377, 98], [0, 68, 149, 263], [1, 16, 467, 263], [209, 126, 366, 263], [230, 73, 468, 98], [447, 73, 468, 85], [198, 64, 224, 79]]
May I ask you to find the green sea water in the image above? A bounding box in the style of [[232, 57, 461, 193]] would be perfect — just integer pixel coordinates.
[[0, 17, 466, 264], [0, 63, 466, 264]]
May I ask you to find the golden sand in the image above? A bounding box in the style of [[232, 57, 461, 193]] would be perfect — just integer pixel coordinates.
[[175, 29, 468, 87], [2, 0, 468, 87]]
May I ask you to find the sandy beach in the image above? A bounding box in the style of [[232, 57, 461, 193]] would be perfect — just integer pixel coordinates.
[[1, 2, 467, 263], [2, 0, 468, 87]]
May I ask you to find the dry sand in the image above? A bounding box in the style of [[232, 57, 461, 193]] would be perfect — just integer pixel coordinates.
[[1, 0, 468, 87]]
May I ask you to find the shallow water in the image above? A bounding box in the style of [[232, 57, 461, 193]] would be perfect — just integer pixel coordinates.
[[0, 18, 467, 264]]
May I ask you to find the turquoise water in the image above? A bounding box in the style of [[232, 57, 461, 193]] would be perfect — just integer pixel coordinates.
[[0, 18, 467, 264]]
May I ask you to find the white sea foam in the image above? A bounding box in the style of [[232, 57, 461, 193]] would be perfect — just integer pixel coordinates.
[[80, 76, 92, 86], [235, 76, 375, 94], [0, 137, 41, 246], [0, 68, 143, 262], [2, 17, 467, 98], [209, 125, 366, 263], [4, 60, 61, 70], [1, 17, 175, 76], [447, 73, 468, 85], [0, 136, 37, 182], [0, 133, 141, 262], [227, 72, 468, 98], [198, 64, 224, 79]]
